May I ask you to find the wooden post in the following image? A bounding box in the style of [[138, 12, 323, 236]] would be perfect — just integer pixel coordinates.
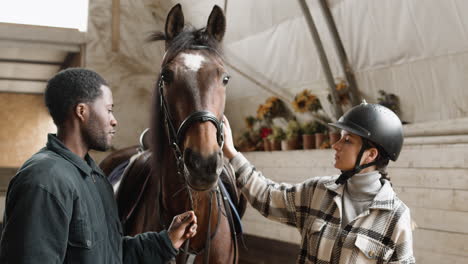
[[317, 0, 361, 106], [112, 0, 120, 52], [297, 0, 343, 119], [224, 0, 228, 16]]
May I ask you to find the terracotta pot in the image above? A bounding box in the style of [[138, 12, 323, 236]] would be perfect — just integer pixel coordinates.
[[329, 132, 340, 145], [270, 139, 282, 151], [302, 134, 316, 149], [263, 138, 271, 151], [315, 133, 326, 149], [281, 137, 299, 150]]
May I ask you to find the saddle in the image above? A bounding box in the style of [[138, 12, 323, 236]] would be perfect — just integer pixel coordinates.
[[115, 150, 247, 235]]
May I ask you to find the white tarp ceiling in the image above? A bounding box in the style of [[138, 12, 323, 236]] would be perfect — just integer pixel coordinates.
[[151, 0, 468, 127]]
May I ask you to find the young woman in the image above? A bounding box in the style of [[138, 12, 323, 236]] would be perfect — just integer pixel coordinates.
[[222, 102, 415, 264]]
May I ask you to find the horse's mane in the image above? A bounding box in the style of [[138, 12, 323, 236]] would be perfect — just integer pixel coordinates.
[[149, 26, 224, 167]]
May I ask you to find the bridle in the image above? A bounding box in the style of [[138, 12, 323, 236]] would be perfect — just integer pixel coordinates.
[[159, 45, 224, 191], [158, 45, 237, 264]]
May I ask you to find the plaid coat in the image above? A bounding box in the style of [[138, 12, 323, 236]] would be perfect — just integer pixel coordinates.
[[231, 153, 415, 264]]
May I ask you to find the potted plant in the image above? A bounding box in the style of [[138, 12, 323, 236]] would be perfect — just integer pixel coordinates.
[[260, 127, 273, 151], [235, 131, 255, 152], [301, 122, 317, 149], [292, 89, 322, 114], [327, 80, 351, 107], [315, 122, 328, 149], [251, 129, 265, 151], [257, 96, 293, 125], [268, 126, 285, 151], [282, 120, 302, 150]]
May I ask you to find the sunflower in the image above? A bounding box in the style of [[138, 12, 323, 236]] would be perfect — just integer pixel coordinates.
[[292, 90, 322, 113]]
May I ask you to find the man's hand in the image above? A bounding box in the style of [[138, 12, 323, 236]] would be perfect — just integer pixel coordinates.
[[167, 211, 197, 249], [222, 115, 238, 160]]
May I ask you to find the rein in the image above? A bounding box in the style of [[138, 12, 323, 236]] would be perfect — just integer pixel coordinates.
[[158, 45, 237, 264]]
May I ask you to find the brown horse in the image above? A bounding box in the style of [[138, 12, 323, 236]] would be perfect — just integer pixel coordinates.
[[101, 4, 246, 264]]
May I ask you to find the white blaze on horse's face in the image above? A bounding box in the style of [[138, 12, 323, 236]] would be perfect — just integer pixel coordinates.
[[180, 53, 206, 72]]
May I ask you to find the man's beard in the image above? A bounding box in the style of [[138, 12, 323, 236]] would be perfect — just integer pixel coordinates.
[[83, 111, 110, 152]]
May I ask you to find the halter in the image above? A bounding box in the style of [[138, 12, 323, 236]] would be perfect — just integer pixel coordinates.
[[158, 45, 237, 264]]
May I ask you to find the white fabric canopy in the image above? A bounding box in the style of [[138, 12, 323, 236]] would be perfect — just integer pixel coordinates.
[[165, 0, 468, 132]]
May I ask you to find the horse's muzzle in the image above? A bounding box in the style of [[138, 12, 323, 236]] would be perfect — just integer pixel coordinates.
[[183, 148, 223, 191]]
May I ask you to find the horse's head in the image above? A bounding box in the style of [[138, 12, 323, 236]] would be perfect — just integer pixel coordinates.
[[151, 4, 229, 191]]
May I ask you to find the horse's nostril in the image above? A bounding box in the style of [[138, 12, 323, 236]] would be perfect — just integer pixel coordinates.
[[184, 148, 200, 171], [184, 148, 222, 176]]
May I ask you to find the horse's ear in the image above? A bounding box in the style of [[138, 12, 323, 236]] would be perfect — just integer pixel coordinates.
[[165, 4, 184, 42], [206, 5, 225, 42]]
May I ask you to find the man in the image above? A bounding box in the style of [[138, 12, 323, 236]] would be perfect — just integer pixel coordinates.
[[0, 68, 196, 263]]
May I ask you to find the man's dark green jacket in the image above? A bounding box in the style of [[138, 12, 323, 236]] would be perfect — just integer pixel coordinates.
[[0, 134, 177, 263]]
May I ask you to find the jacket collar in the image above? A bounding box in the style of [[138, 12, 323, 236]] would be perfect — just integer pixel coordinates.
[[46, 134, 105, 177], [324, 176, 396, 211]]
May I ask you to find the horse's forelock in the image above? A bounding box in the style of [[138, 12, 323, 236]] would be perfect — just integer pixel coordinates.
[[150, 26, 222, 64]]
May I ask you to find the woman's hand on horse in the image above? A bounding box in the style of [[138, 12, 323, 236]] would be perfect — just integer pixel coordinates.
[[222, 115, 238, 160], [168, 210, 198, 249]]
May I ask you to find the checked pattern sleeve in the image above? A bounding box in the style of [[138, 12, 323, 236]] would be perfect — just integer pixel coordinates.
[[230, 153, 323, 230]]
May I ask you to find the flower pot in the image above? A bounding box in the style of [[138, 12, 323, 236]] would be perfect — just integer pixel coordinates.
[[263, 138, 271, 151], [302, 134, 316, 149], [281, 140, 288, 151], [270, 139, 281, 151], [329, 132, 340, 145], [315, 133, 326, 149], [281, 137, 299, 150]]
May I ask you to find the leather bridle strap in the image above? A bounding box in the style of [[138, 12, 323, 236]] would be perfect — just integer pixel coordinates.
[[177, 110, 224, 148], [219, 180, 238, 264], [157, 44, 229, 263], [203, 191, 213, 264]]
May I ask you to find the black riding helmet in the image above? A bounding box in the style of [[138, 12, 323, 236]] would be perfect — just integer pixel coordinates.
[[329, 101, 404, 184]]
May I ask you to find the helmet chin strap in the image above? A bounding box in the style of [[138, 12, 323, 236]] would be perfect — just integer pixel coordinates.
[[335, 140, 377, 185]]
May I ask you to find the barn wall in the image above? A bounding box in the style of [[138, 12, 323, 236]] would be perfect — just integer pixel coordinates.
[[0, 93, 56, 223], [86, 0, 176, 162], [0, 93, 55, 168], [241, 141, 468, 263]]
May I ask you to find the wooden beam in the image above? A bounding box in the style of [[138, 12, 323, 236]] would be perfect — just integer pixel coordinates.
[[0, 40, 80, 52], [0, 59, 62, 66], [0, 77, 47, 83], [317, 0, 362, 106], [297, 0, 343, 119], [112, 0, 120, 52]]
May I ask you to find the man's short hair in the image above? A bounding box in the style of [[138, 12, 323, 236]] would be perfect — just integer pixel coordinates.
[[45, 68, 108, 126]]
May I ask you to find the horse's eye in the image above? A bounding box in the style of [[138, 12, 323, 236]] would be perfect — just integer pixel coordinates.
[[161, 69, 173, 84], [222, 75, 230, 86]]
